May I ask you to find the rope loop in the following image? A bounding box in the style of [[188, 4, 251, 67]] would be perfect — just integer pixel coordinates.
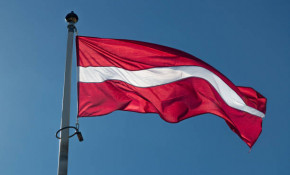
[[56, 124, 83, 142]]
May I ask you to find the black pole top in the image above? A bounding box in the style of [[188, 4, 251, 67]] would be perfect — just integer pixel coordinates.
[[65, 11, 78, 24]]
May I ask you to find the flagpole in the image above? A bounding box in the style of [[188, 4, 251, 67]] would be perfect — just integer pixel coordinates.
[[57, 11, 78, 175]]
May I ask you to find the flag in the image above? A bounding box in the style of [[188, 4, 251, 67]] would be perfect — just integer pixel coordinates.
[[76, 36, 267, 148]]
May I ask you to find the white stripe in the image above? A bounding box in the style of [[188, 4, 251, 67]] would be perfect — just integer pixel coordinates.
[[78, 66, 265, 118]]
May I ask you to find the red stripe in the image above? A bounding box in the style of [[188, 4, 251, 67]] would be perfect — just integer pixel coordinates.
[[78, 78, 264, 147]]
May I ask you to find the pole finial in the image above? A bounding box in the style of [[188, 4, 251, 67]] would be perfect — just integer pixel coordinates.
[[65, 11, 78, 24]]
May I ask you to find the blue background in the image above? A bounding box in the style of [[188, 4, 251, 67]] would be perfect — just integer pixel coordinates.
[[0, 0, 289, 174]]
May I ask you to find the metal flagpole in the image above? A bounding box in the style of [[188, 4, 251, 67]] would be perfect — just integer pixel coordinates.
[[57, 11, 78, 175]]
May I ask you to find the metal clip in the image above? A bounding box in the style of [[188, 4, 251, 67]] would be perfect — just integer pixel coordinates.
[[76, 131, 84, 142]]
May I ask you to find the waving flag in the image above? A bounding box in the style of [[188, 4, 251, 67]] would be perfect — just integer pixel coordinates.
[[76, 36, 267, 148]]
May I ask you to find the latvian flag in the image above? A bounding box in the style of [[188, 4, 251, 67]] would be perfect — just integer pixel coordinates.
[[76, 36, 267, 148]]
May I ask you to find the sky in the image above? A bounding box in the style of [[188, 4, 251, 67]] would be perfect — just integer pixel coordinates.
[[0, 0, 289, 174]]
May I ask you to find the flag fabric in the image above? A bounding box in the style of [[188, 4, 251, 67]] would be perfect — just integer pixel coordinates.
[[76, 36, 267, 148]]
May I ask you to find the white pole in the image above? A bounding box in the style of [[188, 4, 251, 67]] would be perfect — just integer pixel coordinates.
[[57, 11, 78, 175]]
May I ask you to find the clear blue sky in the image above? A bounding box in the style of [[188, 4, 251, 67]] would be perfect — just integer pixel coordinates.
[[0, 0, 289, 174]]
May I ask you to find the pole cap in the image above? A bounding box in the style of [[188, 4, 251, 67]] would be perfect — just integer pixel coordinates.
[[65, 11, 78, 24]]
